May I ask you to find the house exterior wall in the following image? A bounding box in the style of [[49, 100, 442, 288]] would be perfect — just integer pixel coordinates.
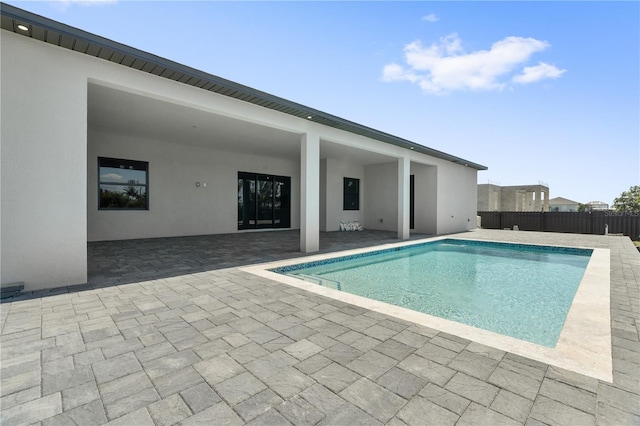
[[550, 204, 579, 212], [549, 197, 581, 212], [87, 130, 301, 241], [501, 185, 549, 212], [478, 184, 549, 212], [320, 158, 364, 232], [363, 162, 399, 231], [437, 163, 478, 234], [410, 163, 437, 234], [1, 32, 88, 290], [477, 184, 491, 211], [501, 187, 526, 211], [1, 29, 482, 290], [586, 201, 609, 211], [477, 184, 502, 211]]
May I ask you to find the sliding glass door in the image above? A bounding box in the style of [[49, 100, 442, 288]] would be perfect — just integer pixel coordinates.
[[238, 172, 290, 229], [273, 176, 291, 227], [257, 175, 273, 226]]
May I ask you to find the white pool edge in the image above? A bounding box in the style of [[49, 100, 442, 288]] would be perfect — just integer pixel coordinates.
[[242, 235, 612, 382]]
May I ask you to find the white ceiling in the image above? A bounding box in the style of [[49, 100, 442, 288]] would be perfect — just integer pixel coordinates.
[[87, 84, 395, 166]]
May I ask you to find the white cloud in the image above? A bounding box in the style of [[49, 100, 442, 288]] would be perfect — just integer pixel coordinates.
[[422, 13, 439, 23], [513, 62, 567, 84], [382, 33, 565, 94], [101, 173, 123, 181]]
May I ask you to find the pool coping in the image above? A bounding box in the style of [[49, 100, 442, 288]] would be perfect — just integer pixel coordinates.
[[242, 235, 612, 382]]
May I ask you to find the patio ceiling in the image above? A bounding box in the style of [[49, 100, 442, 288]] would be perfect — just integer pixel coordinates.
[[89, 84, 396, 166], [88, 84, 302, 160]]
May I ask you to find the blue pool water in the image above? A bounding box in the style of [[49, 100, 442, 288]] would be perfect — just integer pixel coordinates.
[[273, 239, 592, 347]]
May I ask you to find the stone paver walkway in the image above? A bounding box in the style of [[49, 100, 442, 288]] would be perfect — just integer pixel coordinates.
[[1, 230, 638, 425]]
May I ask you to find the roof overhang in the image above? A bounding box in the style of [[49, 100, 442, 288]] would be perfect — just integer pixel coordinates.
[[1, 2, 487, 170]]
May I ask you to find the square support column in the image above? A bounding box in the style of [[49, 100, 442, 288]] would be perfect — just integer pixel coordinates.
[[301, 132, 320, 252], [397, 156, 410, 240]]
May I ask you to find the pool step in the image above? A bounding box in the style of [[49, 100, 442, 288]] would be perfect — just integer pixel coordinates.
[[296, 274, 342, 291]]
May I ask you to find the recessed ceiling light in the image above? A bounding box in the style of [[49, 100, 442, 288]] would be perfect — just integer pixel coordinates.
[[307, 116, 312, 120], [410, 147, 414, 150], [17, 24, 29, 31]]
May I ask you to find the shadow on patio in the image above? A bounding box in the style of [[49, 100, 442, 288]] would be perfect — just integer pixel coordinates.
[[88, 230, 432, 287]]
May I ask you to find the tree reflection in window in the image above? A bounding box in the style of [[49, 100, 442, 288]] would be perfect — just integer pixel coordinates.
[[238, 172, 290, 229], [98, 157, 148, 209]]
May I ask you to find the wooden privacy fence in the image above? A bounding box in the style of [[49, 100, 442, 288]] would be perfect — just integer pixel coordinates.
[[477, 211, 640, 240]]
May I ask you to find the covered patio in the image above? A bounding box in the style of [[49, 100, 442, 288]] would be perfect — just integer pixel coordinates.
[[86, 82, 437, 258], [88, 230, 432, 287]]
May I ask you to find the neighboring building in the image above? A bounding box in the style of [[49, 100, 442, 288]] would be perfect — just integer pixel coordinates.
[[549, 197, 581, 212], [1, 4, 486, 291], [585, 201, 609, 211], [477, 184, 549, 212]]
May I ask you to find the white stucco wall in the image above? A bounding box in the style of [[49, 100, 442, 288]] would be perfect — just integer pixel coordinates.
[[410, 163, 438, 234], [361, 159, 476, 235], [87, 130, 300, 241], [363, 162, 399, 231], [321, 158, 364, 232], [435, 162, 478, 234], [1, 32, 88, 290]]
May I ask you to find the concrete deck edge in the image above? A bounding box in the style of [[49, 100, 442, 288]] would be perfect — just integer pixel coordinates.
[[243, 235, 613, 382]]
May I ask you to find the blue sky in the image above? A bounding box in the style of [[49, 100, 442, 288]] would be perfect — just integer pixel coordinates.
[[7, 1, 639, 206]]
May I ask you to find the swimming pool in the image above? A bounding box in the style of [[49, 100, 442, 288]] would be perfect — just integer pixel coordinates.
[[271, 239, 591, 347], [244, 235, 611, 381]]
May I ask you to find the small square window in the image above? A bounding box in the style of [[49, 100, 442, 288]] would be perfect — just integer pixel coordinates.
[[98, 157, 149, 210], [343, 177, 360, 210]]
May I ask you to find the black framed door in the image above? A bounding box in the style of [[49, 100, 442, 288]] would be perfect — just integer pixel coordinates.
[[410, 174, 415, 230], [274, 176, 291, 228], [238, 172, 291, 229]]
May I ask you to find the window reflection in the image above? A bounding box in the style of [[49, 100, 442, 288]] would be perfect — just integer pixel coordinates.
[[238, 172, 290, 229], [98, 157, 148, 210]]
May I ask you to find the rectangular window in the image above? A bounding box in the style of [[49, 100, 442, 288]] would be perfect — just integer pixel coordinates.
[[98, 157, 148, 210], [343, 177, 360, 210]]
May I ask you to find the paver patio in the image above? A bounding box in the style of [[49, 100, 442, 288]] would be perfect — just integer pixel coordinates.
[[1, 229, 638, 425]]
